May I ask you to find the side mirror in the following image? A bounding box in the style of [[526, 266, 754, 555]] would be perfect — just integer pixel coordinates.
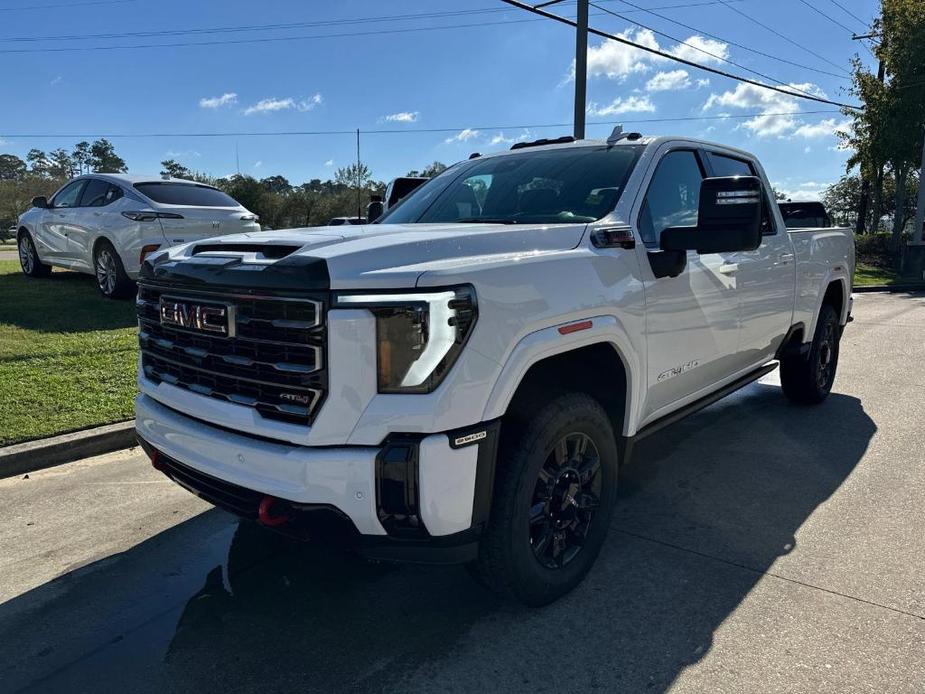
[[32, 196, 49, 209], [660, 176, 763, 254], [366, 200, 384, 223]]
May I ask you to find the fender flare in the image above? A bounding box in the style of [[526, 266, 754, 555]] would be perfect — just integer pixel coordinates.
[[806, 269, 851, 339], [480, 314, 643, 436]]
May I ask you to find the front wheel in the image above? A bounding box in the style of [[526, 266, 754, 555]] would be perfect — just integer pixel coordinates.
[[473, 393, 619, 606], [18, 232, 52, 278], [780, 303, 841, 404], [94, 240, 134, 299]]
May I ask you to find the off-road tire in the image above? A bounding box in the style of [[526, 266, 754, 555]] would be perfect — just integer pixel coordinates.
[[780, 303, 841, 405], [472, 393, 619, 606]]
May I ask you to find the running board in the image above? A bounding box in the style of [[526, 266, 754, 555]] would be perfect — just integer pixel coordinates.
[[634, 363, 778, 442]]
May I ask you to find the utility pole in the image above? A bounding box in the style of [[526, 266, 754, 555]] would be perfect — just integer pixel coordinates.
[[574, 0, 589, 140], [913, 125, 925, 246], [356, 129, 362, 221]]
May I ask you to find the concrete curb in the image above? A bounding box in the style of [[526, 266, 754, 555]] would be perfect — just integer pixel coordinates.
[[0, 420, 136, 479], [854, 284, 925, 293]]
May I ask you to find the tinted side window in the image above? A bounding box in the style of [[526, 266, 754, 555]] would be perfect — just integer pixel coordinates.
[[52, 180, 86, 208], [104, 185, 123, 206], [79, 179, 110, 207], [709, 152, 776, 235], [638, 150, 703, 247], [709, 154, 752, 177]]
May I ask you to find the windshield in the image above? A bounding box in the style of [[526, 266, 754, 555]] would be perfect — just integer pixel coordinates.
[[135, 182, 240, 207], [379, 145, 643, 225]]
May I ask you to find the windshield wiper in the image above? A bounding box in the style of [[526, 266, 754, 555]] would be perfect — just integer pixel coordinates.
[[454, 217, 519, 224]]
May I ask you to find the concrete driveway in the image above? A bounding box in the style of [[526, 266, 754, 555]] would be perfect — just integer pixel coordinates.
[[0, 250, 19, 262], [1, 292, 923, 693]]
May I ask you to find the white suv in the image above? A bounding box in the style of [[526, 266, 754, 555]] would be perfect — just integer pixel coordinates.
[[15, 174, 259, 298]]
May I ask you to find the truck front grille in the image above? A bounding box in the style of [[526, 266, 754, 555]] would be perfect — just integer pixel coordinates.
[[137, 284, 327, 425]]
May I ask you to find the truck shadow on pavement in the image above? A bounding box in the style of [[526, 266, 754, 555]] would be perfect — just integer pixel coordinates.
[[1, 384, 875, 693]]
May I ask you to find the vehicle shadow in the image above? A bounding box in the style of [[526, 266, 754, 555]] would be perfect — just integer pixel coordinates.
[[0, 384, 875, 693], [0, 267, 136, 333]]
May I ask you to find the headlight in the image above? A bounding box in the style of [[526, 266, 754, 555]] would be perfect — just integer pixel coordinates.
[[334, 286, 477, 393]]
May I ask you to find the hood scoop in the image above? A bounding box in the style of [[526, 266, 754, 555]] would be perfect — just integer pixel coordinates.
[[191, 243, 300, 261]]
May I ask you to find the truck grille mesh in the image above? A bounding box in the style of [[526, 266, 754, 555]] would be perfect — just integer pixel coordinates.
[[137, 284, 327, 425]]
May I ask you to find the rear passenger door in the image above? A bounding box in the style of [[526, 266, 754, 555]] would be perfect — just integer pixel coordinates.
[[705, 152, 794, 361], [71, 179, 124, 269], [636, 147, 743, 422]]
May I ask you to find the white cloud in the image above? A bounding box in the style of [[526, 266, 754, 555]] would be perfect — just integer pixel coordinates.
[[166, 149, 201, 158], [696, 78, 711, 88], [645, 69, 691, 92], [254, 161, 263, 169], [570, 28, 729, 82], [50, 76, 62, 86], [776, 181, 830, 201], [384, 111, 419, 123], [244, 93, 322, 115], [670, 36, 729, 64], [489, 129, 532, 146], [444, 128, 480, 144], [792, 118, 852, 140], [324, 159, 334, 167], [804, 146, 812, 153], [702, 82, 830, 138], [587, 95, 655, 117], [199, 92, 238, 109]]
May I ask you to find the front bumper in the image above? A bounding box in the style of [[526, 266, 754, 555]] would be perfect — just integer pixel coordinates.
[[136, 394, 499, 563]]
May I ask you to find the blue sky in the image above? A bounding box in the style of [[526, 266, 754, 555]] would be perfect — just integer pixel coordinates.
[[0, 0, 879, 199]]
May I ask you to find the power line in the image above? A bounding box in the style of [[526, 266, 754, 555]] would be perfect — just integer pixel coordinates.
[[0, 0, 135, 11], [714, 0, 852, 77], [499, 0, 861, 109], [0, 110, 845, 139], [796, 0, 855, 34], [608, 0, 848, 80], [827, 0, 870, 28], [589, 2, 840, 103]]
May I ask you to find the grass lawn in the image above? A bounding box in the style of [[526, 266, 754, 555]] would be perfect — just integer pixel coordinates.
[[854, 261, 903, 287], [0, 260, 137, 446]]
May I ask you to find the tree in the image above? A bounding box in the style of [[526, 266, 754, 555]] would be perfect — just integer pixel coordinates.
[[88, 139, 127, 173], [771, 187, 787, 201], [160, 159, 192, 179], [334, 163, 371, 189], [421, 161, 447, 178], [26, 149, 51, 177], [48, 149, 75, 178], [260, 175, 291, 194], [72, 141, 91, 175], [0, 154, 27, 180], [842, 0, 925, 248]]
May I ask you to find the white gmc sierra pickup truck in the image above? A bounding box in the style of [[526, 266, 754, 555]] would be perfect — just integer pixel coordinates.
[[135, 132, 854, 605]]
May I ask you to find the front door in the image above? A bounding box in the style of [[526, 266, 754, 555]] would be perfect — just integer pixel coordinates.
[[704, 152, 795, 361], [634, 147, 743, 423], [38, 179, 86, 262]]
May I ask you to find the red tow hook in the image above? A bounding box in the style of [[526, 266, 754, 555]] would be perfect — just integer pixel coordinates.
[[258, 495, 292, 527]]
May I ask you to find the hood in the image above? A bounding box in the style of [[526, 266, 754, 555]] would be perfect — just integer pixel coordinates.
[[152, 222, 589, 290]]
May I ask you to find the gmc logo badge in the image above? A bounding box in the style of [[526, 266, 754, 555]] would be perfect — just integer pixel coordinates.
[[159, 297, 234, 337]]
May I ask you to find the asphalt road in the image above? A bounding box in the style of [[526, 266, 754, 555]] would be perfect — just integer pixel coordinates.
[[2, 292, 924, 693]]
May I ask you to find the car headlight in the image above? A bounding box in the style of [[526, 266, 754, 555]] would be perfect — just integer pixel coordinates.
[[334, 286, 477, 393]]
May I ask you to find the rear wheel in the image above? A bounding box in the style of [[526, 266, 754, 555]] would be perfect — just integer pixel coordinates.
[[473, 393, 619, 606], [780, 303, 841, 404], [18, 232, 52, 278], [94, 240, 134, 299]]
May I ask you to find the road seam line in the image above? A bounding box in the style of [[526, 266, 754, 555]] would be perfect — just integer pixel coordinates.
[[616, 528, 925, 622]]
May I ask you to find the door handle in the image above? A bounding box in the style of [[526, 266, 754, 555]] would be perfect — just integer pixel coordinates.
[[719, 263, 739, 275], [778, 252, 794, 264]]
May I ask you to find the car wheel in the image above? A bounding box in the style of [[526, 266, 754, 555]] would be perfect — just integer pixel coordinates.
[[780, 303, 841, 405], [18, 232, 52, 278], [472, 393, 619, 606], [94, 241, 134, 299]]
